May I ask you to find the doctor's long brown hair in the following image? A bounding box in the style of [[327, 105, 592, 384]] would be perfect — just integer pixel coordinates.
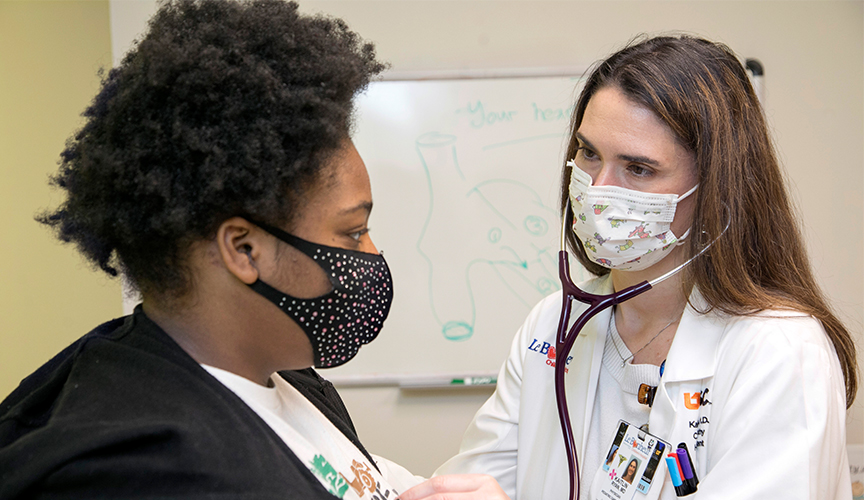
[[560, 35, 858, 407]]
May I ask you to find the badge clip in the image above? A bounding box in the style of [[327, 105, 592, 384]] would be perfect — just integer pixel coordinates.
[[638, 383, 656, 407]]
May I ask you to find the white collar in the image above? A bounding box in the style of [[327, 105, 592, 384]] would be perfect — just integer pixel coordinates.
[[662, 289, 725, 382]]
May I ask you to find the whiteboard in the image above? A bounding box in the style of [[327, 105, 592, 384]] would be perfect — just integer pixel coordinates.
[[325, 73, 591, 383], [119, 65, 763, 383]]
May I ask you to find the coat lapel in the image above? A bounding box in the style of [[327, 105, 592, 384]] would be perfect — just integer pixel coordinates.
[[649, 290, 725, 446]]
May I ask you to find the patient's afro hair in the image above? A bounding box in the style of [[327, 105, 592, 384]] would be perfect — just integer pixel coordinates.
[[38, 0, 385, 298]]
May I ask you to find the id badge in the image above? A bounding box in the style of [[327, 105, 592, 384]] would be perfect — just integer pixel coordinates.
[[590, 420, 669, 500]]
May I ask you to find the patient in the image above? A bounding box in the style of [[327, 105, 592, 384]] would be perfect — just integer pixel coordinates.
[[0, 1, 505, 498]]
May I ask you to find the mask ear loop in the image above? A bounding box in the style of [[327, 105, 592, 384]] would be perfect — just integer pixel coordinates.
[[648, 212, 730, 287], [678, 182, 699, 201]]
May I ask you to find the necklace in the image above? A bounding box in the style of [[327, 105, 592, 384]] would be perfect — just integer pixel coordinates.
[[610, 311, 677, 368]]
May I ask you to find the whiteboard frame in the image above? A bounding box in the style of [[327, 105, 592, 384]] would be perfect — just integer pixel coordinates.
[[380, 66, 589, 82]]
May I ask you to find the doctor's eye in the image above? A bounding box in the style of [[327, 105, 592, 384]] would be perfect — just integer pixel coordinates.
[[576, 146, 599, 162], [626, 164, 653, 178]]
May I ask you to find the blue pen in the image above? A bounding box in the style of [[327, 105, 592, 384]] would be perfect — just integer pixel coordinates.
[[665, 456, 683, 487], [666, 454, 690, 496]]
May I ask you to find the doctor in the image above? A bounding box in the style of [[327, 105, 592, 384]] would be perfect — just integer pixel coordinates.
[[432, 35, 856, 500]]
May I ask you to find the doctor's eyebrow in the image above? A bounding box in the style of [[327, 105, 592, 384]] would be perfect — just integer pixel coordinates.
[[618, 154, 661, 167], [574, 132, 598, 152], [575, 132, 662, 167]]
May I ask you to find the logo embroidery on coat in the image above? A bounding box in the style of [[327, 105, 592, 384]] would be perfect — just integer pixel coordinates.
[[683, 388, 712, 410], [527, 339, 573, 372]]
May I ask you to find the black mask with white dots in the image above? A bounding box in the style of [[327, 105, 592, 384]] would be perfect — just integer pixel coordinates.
[[247, 221, 393, 368]]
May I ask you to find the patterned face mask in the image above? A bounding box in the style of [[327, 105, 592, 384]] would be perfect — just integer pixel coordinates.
[[568, 161, 698, 271], [248, 222, 393, 368]]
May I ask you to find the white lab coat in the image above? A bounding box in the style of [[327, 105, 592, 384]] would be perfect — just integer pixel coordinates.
[[436, 276, 851, 500]]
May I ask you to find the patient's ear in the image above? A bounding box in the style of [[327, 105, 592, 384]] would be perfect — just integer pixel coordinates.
[[217, 217, 264, 285]]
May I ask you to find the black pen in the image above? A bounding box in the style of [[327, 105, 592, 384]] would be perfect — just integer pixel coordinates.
[[676, 443, 699, 494]]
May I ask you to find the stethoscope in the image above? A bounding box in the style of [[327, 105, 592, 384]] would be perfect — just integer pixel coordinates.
[[553, 200, 724, 500]]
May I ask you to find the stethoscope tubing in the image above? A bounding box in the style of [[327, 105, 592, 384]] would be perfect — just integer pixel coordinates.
[[554, 249, 653, 500]]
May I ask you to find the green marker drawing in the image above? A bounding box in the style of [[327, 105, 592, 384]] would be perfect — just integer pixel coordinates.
[[415, 132, 561, 341]]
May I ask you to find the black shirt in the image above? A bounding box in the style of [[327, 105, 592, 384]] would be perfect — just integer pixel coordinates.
[[0, 307, 373, 499]]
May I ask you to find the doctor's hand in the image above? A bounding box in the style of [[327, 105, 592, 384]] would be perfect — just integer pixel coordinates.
[[398, 474, 511, 500]]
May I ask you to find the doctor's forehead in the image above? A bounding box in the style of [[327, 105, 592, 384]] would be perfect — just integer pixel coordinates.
[[578, 87, 684, 162]]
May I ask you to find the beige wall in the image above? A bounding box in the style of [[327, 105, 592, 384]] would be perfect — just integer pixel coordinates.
[[0, 1, 119, 398], [4, 0, 861, 479]]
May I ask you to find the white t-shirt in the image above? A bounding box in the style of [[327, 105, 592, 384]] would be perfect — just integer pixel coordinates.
[[203, 365, 424, 498], [581, 313, 661, 495]]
